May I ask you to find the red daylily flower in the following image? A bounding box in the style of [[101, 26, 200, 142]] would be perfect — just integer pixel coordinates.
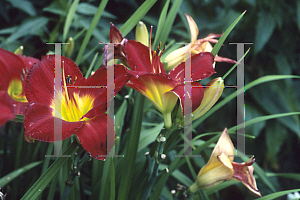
[[23, 55, 130, 160], [0, 48, 39, 127], [105, 24, 215, 128], [125, 41, 215, 128]]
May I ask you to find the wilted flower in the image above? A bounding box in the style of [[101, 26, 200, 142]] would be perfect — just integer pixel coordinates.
[[189, 128, 261, 197], [164, 14, 236, 72]]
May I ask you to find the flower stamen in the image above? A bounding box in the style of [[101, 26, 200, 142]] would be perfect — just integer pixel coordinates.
[[51, 62, 94, 122], [149, 26, 153, 66]]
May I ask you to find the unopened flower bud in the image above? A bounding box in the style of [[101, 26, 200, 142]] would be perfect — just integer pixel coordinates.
[[115, 135, 120, 146], [135, 21, 149, 46], [163, 46, 187, 72], [64, 37, 74, 58], [193, 78, 224, 120], [14, 46, 24, 55]]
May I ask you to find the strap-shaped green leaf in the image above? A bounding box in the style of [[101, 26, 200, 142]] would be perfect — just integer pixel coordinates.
[[21, 142, 78, 200], [119, 0, 158, 37], [153, 0, 170, 49], [266, 172, 300, 183], [117, 93, 145, 200], [99, 156, 115, 200], [159, 0, 183, 47], [211, 11, 246, 57], [194, 75, 300, 128], [75, 0, 109, 65], [63, 0, 80, 42], [85, 52, 99, 78], [0, 161, 42, 187], [237, 112, 300, 130], [255, 188, 300, 200]]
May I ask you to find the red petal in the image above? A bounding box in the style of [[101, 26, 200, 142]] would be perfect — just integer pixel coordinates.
[[75, 114, 109, 160], [113, 65, 131, 93], [168, 52, 215, 83], [76, 65, 130, 118], [126, 73, 177, 112], [74, 67, 107, 115], [191, 82, 204, 111], [170, 82, 204, 113], [124, 40, 166, 75], [44, 55, 83, 81], [0, 91, 15, 127], [103, 24, 128, 67], [17, 54, 40, 69], [0, 48, 26, 90], [24, 103, 82, 142], [74, 86, 107, 119], [109, 23, 124, 43], [126, 74, 176, 98], [25, 58, 54, 105], [215, 55, 237, 64], [25, 55, 83, 105], [12, 101, 28, 116], [124, 40, 151, 72], [76, 65, 130, 97]]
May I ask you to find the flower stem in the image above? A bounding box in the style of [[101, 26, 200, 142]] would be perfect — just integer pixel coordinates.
[[141, 126, 179, 199], [61, 149, 91, 200], [163, 112, 172, 129], [188, 182, 199, 194]]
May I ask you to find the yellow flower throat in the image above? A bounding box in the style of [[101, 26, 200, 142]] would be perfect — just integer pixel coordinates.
[[51, 64, 94, 122], [7, 68, 28, 102]]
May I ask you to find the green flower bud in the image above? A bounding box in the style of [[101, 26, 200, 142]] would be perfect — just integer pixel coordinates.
[[64, 37, 74, 58], [193, 78, 224, 120], [14, 46, 24, 55], [135, 21, 149, 46]]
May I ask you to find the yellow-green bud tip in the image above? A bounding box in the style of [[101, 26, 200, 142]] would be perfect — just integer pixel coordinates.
[[14, 46, 24, 55], [192, 77, 224, 120], [135, 21, 149, 46], [64, 37, 74, 58]]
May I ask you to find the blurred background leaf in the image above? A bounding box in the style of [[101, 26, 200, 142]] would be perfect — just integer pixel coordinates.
[[0, 0, 299, 199]]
